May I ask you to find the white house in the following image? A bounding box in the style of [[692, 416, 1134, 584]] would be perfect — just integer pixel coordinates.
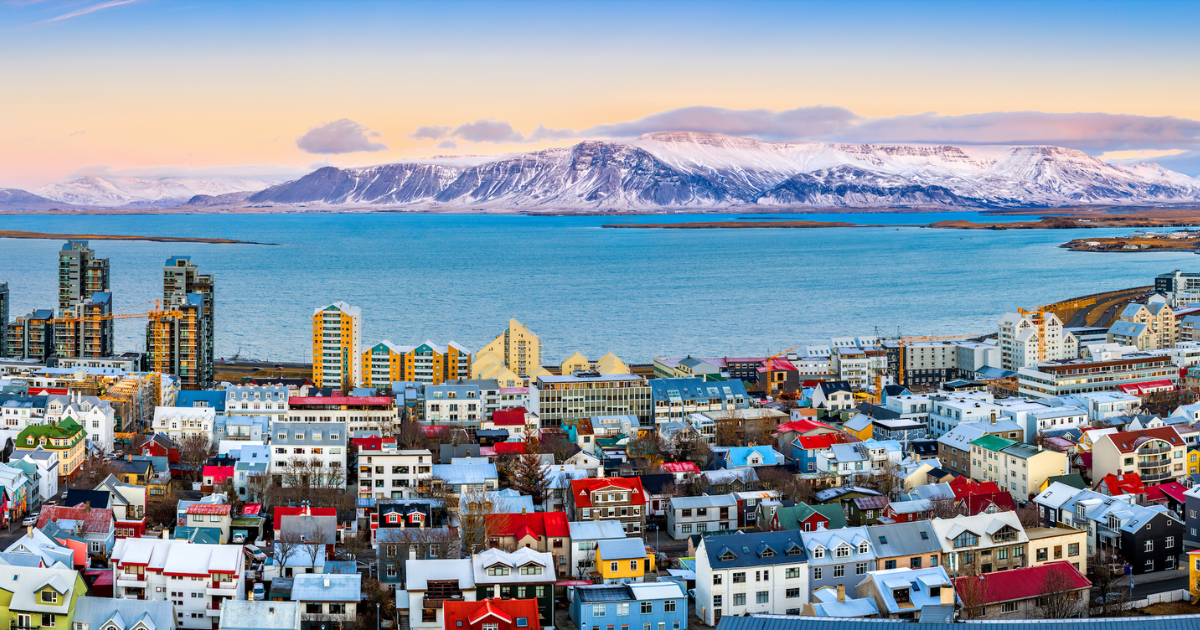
[[11, 447, 58, 503], [152, 406, 216, 443], [694, 530, 810, 625], [225, 386, 289, 418], [110, 538, 245, 630], [356, 447, 433, 499], [666, 494, 738, 540], [268, 422, 347, 489]]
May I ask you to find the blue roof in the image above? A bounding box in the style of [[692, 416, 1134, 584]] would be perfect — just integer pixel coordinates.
[[726, 445, 777, 467], [433, 462, 497, 485], [701, 530, 807, 569], [597, 538, 648, 561], [176, 390, 226, 412], [290, 573, 361, 601]]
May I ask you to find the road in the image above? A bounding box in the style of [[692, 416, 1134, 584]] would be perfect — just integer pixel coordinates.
[[1132, 574, 1189, 600], [1065, 288, 1153, 328]]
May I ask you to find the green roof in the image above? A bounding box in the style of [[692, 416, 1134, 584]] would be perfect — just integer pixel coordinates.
[[17, 419, 85, 449], [970, 434, 1016, 452], [774, 503, 847, 531], [1045, 473, 1086, 490]]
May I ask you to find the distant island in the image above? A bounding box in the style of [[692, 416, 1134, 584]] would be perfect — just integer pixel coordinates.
[[0, 230, 272, 245]]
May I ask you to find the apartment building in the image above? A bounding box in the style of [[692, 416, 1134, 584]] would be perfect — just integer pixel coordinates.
[[1092, 427, 1187, 486], [111, 538, 245, 629], [903, 342, 956, 388], [312, 301, 362, 389], [929, 513, 1028, 575], [476, 319, 541, 383], [362, 340, 472, 387], [424, 383, 484, 427], [54, 240, 114, 361], [998, 311, 1078, 371], [801, 527, 876, 598], [666, 494, 738, 539], [144, 256, 215, 389], [5, 309, 55, 361], [356, 447, 432, 499], [650, 377, 749, 424], [926, 393, 1002, 438], [152, 406, 215, 442], [0, 283, 7, 353], [225, 386, 289, 419], [969, 436, 1067, 500], [695, 530, 810, 624], [1109, 301, 1177, 350], [362, 340, 408, 387], [288, 394, 398, 433], [1017, 350, 1177, 398], [268, 422, 347, 488], [568, 477, 647, 535], [571, 583, 688, 630], [531, 372, 651, 429]]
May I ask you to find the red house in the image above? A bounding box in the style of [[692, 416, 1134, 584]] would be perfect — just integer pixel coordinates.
[[141, 433, 180, 463], [568, 477, 647, 533], [444, 598, 540, 630], [350, 436, 398, 453], [1094, 472, 1146, 500], [949, 478, 1016, 515], [272, 505, 337, 537], [493, 441, 529, 456]]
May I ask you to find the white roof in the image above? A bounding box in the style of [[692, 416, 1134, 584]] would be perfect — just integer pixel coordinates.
[[313, 301, 360, 317], [405, 559, 474, 591], [111, 538, 242, 573], [627, 582, 685, 600]]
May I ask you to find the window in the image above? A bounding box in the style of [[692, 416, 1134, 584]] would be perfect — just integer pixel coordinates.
[[712, 596, 722, 608], [833, 565, 844, 578], [1167, 536, 1175, 549], [785, 567, 800, 579], [892, 588, 910, 604], [593, 605, 606, 617], [856, 562, 866, 575], [617, 604, 628, 616], [813, 547, 825, 559], [663, 600, 675, 613], [487, 567, 510, 576], [1068, 543, 1079, 556], [1001, 602, 1018, 613], [786, 588, 800, 599], [640, 602, 652, 614], [732, 572, 745, 583], [611, 562, 619, 572], [858, 542, 869, 554], [733, 594, 746, 606], [813, 567, 822, 579], [713, 574, 722, 585], [1145, 540, 1154, 552], [517, 620, 528, 628], [40, 591, 57, 604], [630, 560, 638, 571], [909, 557, 922, 569], [835, 545, 849, 558]]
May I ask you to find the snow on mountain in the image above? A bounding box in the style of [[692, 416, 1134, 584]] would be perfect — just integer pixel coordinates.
[[36, 175, 282, 208]]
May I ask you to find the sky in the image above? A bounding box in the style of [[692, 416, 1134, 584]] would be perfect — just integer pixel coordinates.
[[3, 0, 1200, 189]]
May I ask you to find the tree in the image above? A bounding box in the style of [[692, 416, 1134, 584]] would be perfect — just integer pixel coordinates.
[[627, 432, 668, 468], [929, 496, 959, 520], [955, 564, 989, 620], [539, 431, 578, 465], [358, 578, 394, 630], [1014, 503, 1040, 529], [494, 453, 520, 488], [713, 412, 743, 447], [120, 432, 147, 457], [341, 528, 370, 561], [756, 468, 816, 505], [671, 431, 712, 468], [219, 477, 245, 515], [512, 452, 551, 506], [1089, 548, 1129, 617], [397, 420, 429, 450], [1032, 563, 1085, 619], [72, 455, 121, 489], [272, 529, 303, 573], [146, 485, 181, 528], [298, 520, 327, 572], [178, 433, 211, 483], [244, 470, 273, 506]]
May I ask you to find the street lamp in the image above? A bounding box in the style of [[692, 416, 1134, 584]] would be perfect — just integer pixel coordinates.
[[377, 602, 380, 630]]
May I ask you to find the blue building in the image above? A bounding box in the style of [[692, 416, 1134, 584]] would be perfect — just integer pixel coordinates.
[[570, 582, 688, 630], [722, 445, 778, 469], [650, 378, 748, 423], [176, 390, 226, 412]]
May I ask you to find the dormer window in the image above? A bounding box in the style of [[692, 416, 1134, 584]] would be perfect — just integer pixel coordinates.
[[835, 545, 850, 558], [858, 542, 869, 554], [486, 566, 510, 576], [386, 513, 399, 524], [892, 587, 910, 604], [719, 549, 736, 561]]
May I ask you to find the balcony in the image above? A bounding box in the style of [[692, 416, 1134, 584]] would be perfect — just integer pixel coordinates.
[[1137, 445, 1171, 456], [1138, 459, 1168, 469], [1141, 471, 1173, 482], [116, 574, 147, 588], [206, 605, 223, 617], [207, 581, 238, 596]]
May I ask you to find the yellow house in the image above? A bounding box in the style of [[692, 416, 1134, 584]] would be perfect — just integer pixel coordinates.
[[1190, 550, 1200, 600], [361, 341, 411, 388], [0, 566, 88, 630], [561, 352, 631, 376], [595, 538, 655, 583], [1026, 526, 1088, 574], [1076, 428, 1117, 452], [843, 413, 873, 441], [561, 352, 590, 375], [477, 318, 542, 384], [472, 352, 525, 389], [1188, 445, 1200, 476], [16, 418, 86, 483]]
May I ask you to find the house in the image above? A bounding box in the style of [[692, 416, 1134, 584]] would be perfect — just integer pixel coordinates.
[[969, 436, 1067, 500], [594, 538, 655, 584], [567, 521, 626, 578], [4, 527, 75, 568], [110, 538, 244, 629], [484, 512, 569, 577], [812, 382, 854, 412], [724, 446, 778, 469], [570, 583, 687, 630], [72, 596, 177, 630], [948, 478, 1016, 516], [0, 565, 87, 630], [700, 468, 758, 494], [637, 473, 675, 518], [10, 448, 58, 508], [220, 601, 301, 630], [291, 573, 360, 630], [482, 407, 538, 438], [952, 562, 1090, 620], [928, 513, 1028, 575], [94, 474, 147, 521], [666, 495, 737, 540], [273, 506, 338, 539], [855, 566, 956, 620], [471, 548, 556, 630], [37, 504, 114, 559], [768, 503, 846, 533], [799, 584, 879, 618], [15, 418, 86, 483], [180, 503, 233, 544], [375, 526, 459, 589], [446, 598, 540, 630], [201, 465, 234, 490], [1025, 525, 1088, 573], [774, 419, 836, 457], [268, 422, 347, 489], [694, 530, 810, 625], [431, 460, 498, 493], [567, 478, 646, 535], [867, 521, 943, 572], [800, 527, 877, 596], [1094, 471, 1147, 502], [845, 496, 890, 527], [791, 434, 849, 474], [402, 558, 476, 630], [151, 406, 215, 443], [1092, 427, 1187, 487], [734, 490, 780, 529]]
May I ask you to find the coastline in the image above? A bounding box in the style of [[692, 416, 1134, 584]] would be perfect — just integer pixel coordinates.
[[0, 230, 273, 245]]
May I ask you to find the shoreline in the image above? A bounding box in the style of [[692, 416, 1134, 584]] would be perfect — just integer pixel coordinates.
[[0, 230, 273, 245]]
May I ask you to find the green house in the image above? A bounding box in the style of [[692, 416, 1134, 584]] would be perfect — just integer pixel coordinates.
[[0, 566, 87, 630]]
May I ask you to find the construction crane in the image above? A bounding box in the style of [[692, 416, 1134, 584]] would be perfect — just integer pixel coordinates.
[[51, 300, 185, 364], [1017, 307, 1051, 363], [896, 334, 979, 388], [762, 346, 798, 399]]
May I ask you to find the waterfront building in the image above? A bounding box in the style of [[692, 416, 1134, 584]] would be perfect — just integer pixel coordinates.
[[1155, 270, 1200, 307], [653, 356, 725, 380], [530, 372, 650, 429], [1109, 301, 1177, 350], [362, 340, 409, 387], [143, 256, 215, 389], [5, 309, 54, 361], [54, 240, 113, 359], [1016, 348, 1177, 399], [311, 301, 362, 389], [903, 342, 957, 388], [695, 530, 810, 624], [998, 311, 1078, 372], [475, 318, 542, 384], [267, 421, 347, 488]]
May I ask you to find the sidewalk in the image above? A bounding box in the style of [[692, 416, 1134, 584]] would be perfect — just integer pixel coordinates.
[[1130, 563, 1188, 587]]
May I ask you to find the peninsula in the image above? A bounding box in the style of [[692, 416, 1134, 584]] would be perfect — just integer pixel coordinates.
[[0, 230, 272, 245]]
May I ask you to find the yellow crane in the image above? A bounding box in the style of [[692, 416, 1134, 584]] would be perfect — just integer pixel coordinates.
[[762, 346, 798, 399], [52, 300, 186, 370], [896, 334, 979, 388]]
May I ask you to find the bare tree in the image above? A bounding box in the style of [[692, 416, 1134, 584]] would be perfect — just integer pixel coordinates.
[[671, 431, 712, 467], [178, 433, 212, 483], [146, 485, 181, 528], [1089, 548, 1129, 617], [272, 529, 303, 574], [955, 566, 990, 620], [341, 527, 370, 561], [627, 432, 668, 467], [358, 578, 394, 630], [756, 467, 816, 505], [929, 496, 960, 520], [72, 455, 121, 489], [298, 520, 327, 572], [1015, 503, 1040, 529], [397, 420, 429, 450], [713, 412, 744, 447], [244, 470, 273, 506], [539, 431, 577, 465], [120, 432, 147, 457], [1032, 563, 1086, 619]]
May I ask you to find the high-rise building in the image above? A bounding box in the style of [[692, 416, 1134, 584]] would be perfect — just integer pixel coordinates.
[[473, 319, 543, 386], [54, 241, 113, 359], [146, 256, 215, 389], [0, 283, 8, 357], [313, 301, 362, 389], [998, 311, 1078, 371], [360, 340, 473, 388], [5, 309, 55, 361]]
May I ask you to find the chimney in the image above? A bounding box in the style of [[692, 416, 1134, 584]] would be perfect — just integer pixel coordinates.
[[521, 508, 527, 515], [836, 584, 845, 602], [126, 454, 132, 462], [26, 525, 33, 539], [990, 416, 996, 425], [409, 546, 417, 561], [939, 585, 954, 605], [324, 578, 330, 588]]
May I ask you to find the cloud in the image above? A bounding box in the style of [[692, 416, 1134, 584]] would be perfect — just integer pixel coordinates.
[[411, 125, 452, 141], [66, 163, 319, 181], [436, 140, 458, 150], [296, 119, 388, 154], [1109, 150, 1200, 177], [68, 130, 85, 137], [582, 105, 860, 141], [44, 0, 140, 22], [452, 119, 525, 143], [527, 125, 577, 142]]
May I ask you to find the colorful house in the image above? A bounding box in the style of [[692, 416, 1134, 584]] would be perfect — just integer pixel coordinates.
[[16, 419, 86, 483], [791, 433, 850, 475], [570, 583, 688, 630], [594, 538, 655, 583], [444, 598, 540, 630], [0, 565, 88, 630]]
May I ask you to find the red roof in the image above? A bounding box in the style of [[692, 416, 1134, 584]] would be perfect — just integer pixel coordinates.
[[491, 408, 529, 427], [776, 419, 836, 435], [273, 506, 337, 531], [795, 433, 849, 450], [570, 477, 646, 508], [1117, 380, 1175, 396], [493, 442, 529, 455], [1076, 452, 1092, 469], [661, 462, 700, 474], [950, 479, 1001, 499], [445, 598, 539, 630], [351, 436, 397, 452], [1096, 472, 1145, 497], [954, 562, 1090, 604], [1104, 427, 1184, 453], [961, 491, 1016, 515], [756, 356, 797, 373], [187, 503, 231, 516], [288, 396, 394, 406], [201, 466, 234, 483], [498, 387, 527, 395], [38, 505, 113, 533], [1146, 481, 1189, 503], [486, 512, 570, 539], [241, 503, 263, 516]]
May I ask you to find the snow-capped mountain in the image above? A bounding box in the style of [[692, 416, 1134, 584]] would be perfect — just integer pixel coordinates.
[[245, 132, 1200, 209], [36, 175, 282, 208]]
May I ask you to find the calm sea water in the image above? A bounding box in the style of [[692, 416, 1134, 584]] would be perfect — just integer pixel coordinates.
[[0, 211, 1195, 364]]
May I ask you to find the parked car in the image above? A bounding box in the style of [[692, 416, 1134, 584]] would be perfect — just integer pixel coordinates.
[[252, 583, 265, 601], [232, 533, 246, 543], [21, 516, 36, 527]]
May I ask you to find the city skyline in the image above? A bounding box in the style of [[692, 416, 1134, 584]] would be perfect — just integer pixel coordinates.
[[2, 0, 1200, 189]]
